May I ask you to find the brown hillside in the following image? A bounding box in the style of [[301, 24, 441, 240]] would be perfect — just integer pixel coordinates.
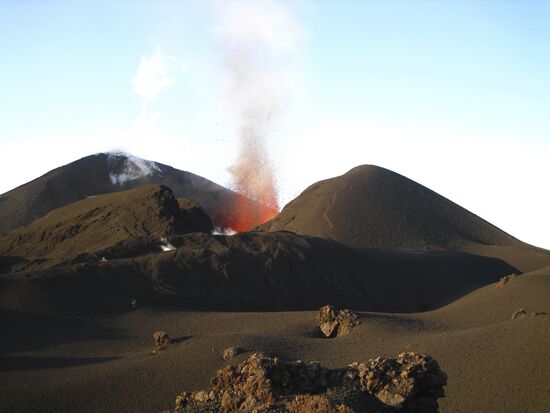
[[259, 165, 550, 271], [0, 185, 211, 272], [0, 153, 270, 234]]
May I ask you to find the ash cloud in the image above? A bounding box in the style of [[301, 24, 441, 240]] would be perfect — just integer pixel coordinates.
[[215, 0, 306, 212]]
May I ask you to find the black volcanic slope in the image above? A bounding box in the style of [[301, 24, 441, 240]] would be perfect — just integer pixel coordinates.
[[0, 153, 265, 234], [0, 166, 548, 413], [0, 231, 516, 314], [258, 165, 550, 272], [0, 185, 516, 313], [0, 185, 212, 273]]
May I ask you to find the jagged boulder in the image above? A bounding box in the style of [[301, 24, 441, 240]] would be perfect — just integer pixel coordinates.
[[153, 331, 171, 349], [173, 352, 447, 412], [174, 353, 344, 412], [317, 305, 359, 337], [209, 353, 275, 412], [348, 352, 447, 412], [511, 307, 527, 320], [222, 346, 239, 361]]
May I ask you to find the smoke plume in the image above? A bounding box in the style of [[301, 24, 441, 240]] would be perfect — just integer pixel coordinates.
[[107, 152, 161, 185], [216, 0, 306, 231]]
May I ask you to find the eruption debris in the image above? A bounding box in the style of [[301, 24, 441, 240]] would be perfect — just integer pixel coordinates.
[[216, 0, 305, 231]]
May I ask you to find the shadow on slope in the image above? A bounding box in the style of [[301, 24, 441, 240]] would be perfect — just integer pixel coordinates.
[[0, 231, 517, 315]]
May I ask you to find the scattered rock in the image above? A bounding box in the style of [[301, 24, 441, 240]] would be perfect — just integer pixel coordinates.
[[530, 311, 546, 319], [511, 308, 547, 320], [496, 273, 518, 288], [317, 305, 360, 337], [154, 331, 171, 349], [317, 305, 340, 337], [511, 308, 528, 320], [335, 309, 359, 337], [348, 352, 447, 412], [287, 395, 353, 413], [222, 346, 239, 361], [173, 352, 447, 413]]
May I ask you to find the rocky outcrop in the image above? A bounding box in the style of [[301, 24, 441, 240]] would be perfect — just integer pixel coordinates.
[[496, 273, 518, 288], [154, 331, 171, 349], [174, 352, 447, 412], [348, 352, 448, 412], [0, 185, 213, 272], [222, 347, 239, 361], [317, 305, 359, 337], [511, 307, 527, 320]]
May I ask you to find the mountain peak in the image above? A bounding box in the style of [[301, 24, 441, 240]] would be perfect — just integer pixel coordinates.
[[104, 152, 163, 185], [259, 165, 519, 251], [0, 153, 265, 234]]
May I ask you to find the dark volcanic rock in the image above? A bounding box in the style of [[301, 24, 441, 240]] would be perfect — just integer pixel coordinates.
[[511, 308, 528, 320], [177, 198, 214, 232], [222, 347, 239, 361], [173, 352, 447, 412], [317, 305, 359, 338], [154, 331, 171, 349], [349, 352, 448, 412]]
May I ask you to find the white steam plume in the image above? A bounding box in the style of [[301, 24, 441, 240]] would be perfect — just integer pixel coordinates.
[[212, 227, 237, 236], [107, 152, 161, 185], [159, 237, 176, 252], [133, 49, 181, 103]]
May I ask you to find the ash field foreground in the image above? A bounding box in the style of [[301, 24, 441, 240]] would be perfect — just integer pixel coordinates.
[[1, 155, 549, 413]]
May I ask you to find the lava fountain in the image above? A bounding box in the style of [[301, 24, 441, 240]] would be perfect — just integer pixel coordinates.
[[214, 0, 305, 232], [226, 124, 279, 232]]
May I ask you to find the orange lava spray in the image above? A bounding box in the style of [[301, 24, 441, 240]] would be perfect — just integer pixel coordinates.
[[227, 127, 279, 232], [215, 1, 304, 231]]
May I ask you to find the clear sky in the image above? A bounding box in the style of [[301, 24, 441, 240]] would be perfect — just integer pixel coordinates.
[[1, 0, 549, 248]]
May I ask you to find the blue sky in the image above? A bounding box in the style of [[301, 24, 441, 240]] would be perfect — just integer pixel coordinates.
[[1, 0, 549, 248]]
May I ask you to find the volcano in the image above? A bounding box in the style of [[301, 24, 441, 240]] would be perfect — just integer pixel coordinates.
[[1, 161, 549, 413], [258, 165, 550, 271], [0, 153, 272, 234]]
